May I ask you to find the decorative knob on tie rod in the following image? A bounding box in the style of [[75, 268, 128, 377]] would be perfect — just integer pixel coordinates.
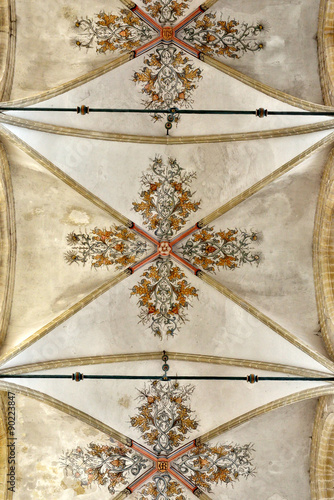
[[72, 372, 84, 382]]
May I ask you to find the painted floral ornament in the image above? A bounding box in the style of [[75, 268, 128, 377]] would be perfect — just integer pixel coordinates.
[[66, 156, 260, 339]]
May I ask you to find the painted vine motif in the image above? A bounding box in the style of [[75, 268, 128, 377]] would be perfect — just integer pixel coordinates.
[[133, 46, 202, 119], [173, 442, 255, 490], [132, 156, 200, 240], [61, 441, 150, 494], [72, 7, 266, 123], [181, 14, 265, 58], [64, 225, 148, 269], [61, 382, 255, 496], [74, 10, 155, 53], [131, 258, 198, 338], [181, 227, 260, 271], [130, 380, 198, 453], [143, 0, 193, 25], [138, 473, 187, 500]]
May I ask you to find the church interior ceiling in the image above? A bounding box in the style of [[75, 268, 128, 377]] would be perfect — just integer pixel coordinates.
[[0, 0, 334, 499]]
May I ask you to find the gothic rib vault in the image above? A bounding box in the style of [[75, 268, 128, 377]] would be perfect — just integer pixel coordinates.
[[0, 0, 334, 499]]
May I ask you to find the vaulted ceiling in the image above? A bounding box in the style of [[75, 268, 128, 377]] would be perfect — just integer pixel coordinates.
[[0, 0, 334, 499]]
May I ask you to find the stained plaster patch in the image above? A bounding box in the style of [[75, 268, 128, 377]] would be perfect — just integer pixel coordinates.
[[23, 207, 44, 221], [118, 395, 131, 408], [61, 207, 91, 225]]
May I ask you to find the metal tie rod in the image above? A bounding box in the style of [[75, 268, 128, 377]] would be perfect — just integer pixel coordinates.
[[1, 106, 334, 117], [0, 373, 333, 383]]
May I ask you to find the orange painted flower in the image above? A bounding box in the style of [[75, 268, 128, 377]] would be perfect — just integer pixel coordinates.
[[111, 459, 122, 467], [207, 34, 216, 42], [205, 245, 216, 254], [114, 243, 125, 252], [170, 305, 179, 314], [198, 457, 210, 467]]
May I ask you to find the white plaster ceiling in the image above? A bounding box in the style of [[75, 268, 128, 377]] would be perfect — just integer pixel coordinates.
[[1, 1, 334, 498], [13, 394, 317, 500]]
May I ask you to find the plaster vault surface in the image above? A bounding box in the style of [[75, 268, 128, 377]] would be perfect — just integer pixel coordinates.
[[0, 1, 334, 499]]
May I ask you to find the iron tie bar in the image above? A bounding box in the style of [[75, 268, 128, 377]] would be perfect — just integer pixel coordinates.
[[1, 106, 334, 116], [0, 373, 333, 383]]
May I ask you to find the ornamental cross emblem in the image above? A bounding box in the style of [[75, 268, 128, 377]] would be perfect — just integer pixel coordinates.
[[66, 156, 260, 338], [73, 3, 265, 123], [61, 380, 255, 498]]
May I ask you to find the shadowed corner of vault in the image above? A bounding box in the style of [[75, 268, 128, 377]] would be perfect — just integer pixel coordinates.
[[0, 133, 155, 365]]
